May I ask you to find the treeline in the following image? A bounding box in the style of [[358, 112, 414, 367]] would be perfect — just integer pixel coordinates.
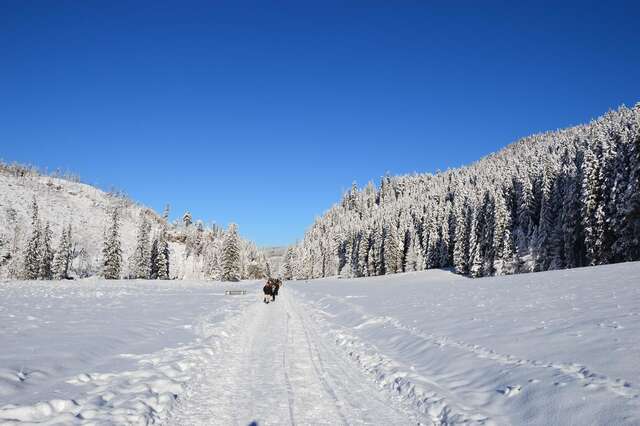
[[10, 199, 269, 281], [283, 104, 640, 280]]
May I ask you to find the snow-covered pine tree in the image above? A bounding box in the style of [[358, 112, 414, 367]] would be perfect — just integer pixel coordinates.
[[469, 238, 484, 278], [149, 237, 159, 279], [468, 208, 484, 278], [534, 162, 559, 271], [183, 211, 192, 227], [102, 208, 122, 279], [221, 223, 241, 281], [559, 148, 585, 268], [404, 232, 425, 272], [130, 214, 151, 279], [156, 229, 170, 280], [500, 226, 519, 275], [53, 224, 72, 279], [38, 222, 54, 280], [453, 200, 471, 275], [366, 227, 381, 276], [582, 131, 603, 265], [356, 230, 369, 276], [594, 128, 617, 265], [204, 237, 222, 280], [383, 221, 400, 274], [620, 110, 640, 260], [23, 197, 41, 280], [281, 247, 295, 280]]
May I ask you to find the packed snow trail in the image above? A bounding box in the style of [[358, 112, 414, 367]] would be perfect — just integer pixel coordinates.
[[167, 290, 420, 425]]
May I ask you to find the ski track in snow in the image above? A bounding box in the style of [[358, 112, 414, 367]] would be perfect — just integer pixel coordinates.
[[167, 290, 421, 425], [315, 294, 638, 400]]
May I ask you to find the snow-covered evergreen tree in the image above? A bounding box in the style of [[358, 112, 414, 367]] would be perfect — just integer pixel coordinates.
[[221, 223, 241, 281], [23, 197, 41, 280], [38, 222, 54, 280], [280, 247, 295, 280], [129, 214, 151, 279], [102, 208, 122, 280], [155, 229, 170, 280], [183, 211, 192, 227], [53, 224, 72, 279]]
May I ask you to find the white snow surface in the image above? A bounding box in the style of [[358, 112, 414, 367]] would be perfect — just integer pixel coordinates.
[[1, 262, 639, 425], [290, 263, 640, 425]]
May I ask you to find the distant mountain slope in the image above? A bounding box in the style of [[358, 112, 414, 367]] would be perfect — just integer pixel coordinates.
[[286, 103, 640, 280], [0, 163, 267, 280]]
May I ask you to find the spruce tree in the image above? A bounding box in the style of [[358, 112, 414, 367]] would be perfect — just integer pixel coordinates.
[[621, 120, 640, 260], [149, 237, 159, 279], [183, 211, 192, 227], [53, 225, 72, 279], [453, 202, 471, 275], [102, 208, 122, 279], [23, 197, 41, 280], [38, 222, 54, 280], [535, 162, 558, 271], [383, 221, 400, 274], [156, 230, 170, 279], [583, 135, 603, 265], [281, 247, 295, 280], [130, 214, 151, 279], [221, 223, 241, 281]]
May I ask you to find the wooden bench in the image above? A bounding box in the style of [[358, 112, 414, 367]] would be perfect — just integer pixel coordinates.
[[224, 290, 247, 295]]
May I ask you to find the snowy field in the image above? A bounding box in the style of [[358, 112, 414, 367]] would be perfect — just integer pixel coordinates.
[[0, 279, 259, 424], [290, 263, 640, 425], [1, 263, 639, 425]]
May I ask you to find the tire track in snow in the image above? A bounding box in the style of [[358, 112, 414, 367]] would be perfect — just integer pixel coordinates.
[[281, 311, 296, 426], [168, 290, 418, 425], [315, 294, 639, 401], [284, 292, 424, 425], [298, 294, 493, 425]]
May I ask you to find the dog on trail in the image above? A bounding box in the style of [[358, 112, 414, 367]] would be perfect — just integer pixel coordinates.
[[263, 278, 282, 303]]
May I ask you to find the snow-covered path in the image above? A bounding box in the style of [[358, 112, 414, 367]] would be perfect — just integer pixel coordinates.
[[168, 290, 418, 425]]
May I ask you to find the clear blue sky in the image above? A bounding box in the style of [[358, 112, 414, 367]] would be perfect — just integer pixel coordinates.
[[1, 1, 639, 246]]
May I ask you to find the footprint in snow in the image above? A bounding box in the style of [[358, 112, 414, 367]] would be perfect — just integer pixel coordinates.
[[498, 385, 522, 397]]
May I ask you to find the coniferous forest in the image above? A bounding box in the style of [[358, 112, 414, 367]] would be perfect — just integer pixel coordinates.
[[282, 105, 640, 279]]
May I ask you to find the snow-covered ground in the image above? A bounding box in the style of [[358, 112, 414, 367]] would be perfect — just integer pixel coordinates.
[[1, 262, 639, 424], [290, 263, 640, 425], [0, 279, 259, 424]]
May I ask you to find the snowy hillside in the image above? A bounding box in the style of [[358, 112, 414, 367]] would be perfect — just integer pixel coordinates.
[[0, 170, 161, 278], [1, 262, 638, 424], [285, 104, 640, 281], [0, 164, 268, 280]]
